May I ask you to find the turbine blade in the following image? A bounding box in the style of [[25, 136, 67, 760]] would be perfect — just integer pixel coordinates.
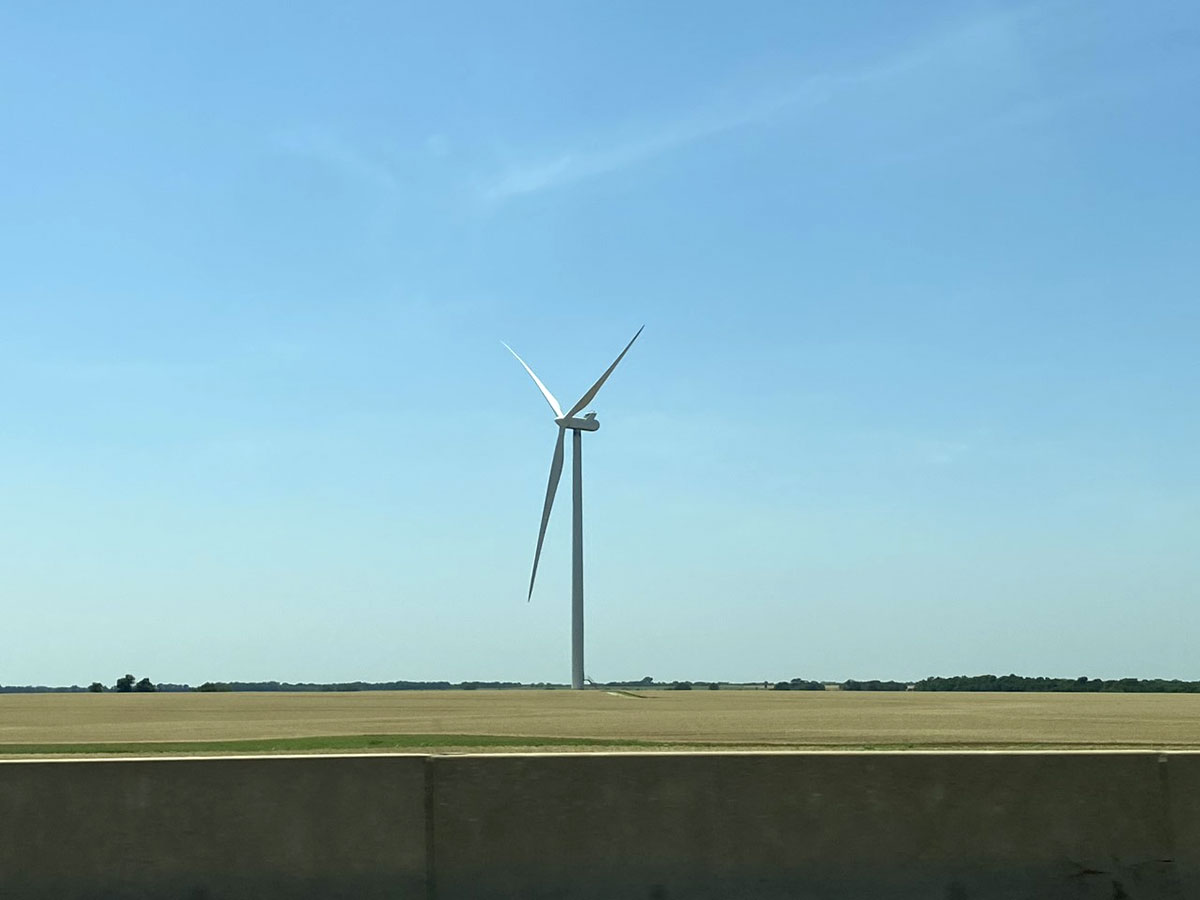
[[528, 427, 566, 601], [565, 326, 644, 419], [503, 342, 563, 418]]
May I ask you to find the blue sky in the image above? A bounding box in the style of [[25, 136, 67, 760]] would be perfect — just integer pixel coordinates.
[[1, 1, 1197, 686]]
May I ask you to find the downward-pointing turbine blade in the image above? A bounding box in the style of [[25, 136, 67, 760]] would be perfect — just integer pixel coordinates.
[[528, 427, 566, 601], [503, 342, 564, 418], [565, 326, 644, 419]]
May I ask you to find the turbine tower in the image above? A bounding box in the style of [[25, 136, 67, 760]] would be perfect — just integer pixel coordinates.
[[504, 327, 644, 690]]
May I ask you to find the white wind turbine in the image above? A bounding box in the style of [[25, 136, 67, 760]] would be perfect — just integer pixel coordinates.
[[504, 327, 644, 690]]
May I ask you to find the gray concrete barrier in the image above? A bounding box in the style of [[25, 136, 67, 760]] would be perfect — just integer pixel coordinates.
[[1166, 752, 1200, 898], [0, 755, 428, 899], [2, 752, 1197, 899], [431, 752, 1185, 899]]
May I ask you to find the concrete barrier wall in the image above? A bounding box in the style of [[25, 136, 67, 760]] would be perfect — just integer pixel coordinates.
[[1167, 753, 1200, 897], [2, 752, 1199, 899], [432, 753, 1194, 900], [0, 755, 428, 899]]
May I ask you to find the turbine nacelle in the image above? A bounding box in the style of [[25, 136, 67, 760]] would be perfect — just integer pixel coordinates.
[[555, 413, 599, 432]]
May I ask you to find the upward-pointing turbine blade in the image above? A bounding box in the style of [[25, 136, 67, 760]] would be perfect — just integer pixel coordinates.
[[565, 326, 645, 419], [503, 342, 564, 418], [528, 427, 566, 601]]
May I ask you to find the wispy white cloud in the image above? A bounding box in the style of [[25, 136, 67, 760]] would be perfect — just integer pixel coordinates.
[[274, 130, 398, 192], [482, 8, 1046, 202], [881, 53, 1199, 167], [482, 79, 834, 203]]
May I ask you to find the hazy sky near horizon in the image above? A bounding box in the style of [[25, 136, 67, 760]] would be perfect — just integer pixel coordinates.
[[2, 1, 1197, 686]]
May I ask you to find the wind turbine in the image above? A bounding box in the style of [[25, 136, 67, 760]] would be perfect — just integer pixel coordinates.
[[504, 326, 644, 690]]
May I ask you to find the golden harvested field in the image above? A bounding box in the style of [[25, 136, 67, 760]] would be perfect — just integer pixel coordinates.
[[4, 689, 1200, 755]]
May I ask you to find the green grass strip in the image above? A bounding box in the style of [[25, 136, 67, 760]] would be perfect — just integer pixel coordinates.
[[0, 733, 667, 756], [2, 734, 1191, 757]]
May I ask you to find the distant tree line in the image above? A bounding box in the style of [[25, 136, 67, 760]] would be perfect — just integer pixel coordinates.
[[221, 680, 457, 692], [222, 680, 544, 692], [914, 674, 1200, 693], [8, 673, 1200, 694], [600, 676, 657, 688], [112, 674, 158, 693], [1, 678, 540, 694], [187, 679, 559, 692], [772, 678, 826, 691], [4, 673, 181, 693], [841, 679, 908, 691]]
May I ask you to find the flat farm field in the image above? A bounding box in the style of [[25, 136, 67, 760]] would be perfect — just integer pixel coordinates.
[[2, 689, 1199, 757]]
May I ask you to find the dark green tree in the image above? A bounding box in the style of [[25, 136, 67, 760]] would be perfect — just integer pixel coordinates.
[[134, 677, 157, 693], [88, 682, 105, 693], [115, 674, 135, 693], [791, 678, 826, 691]]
